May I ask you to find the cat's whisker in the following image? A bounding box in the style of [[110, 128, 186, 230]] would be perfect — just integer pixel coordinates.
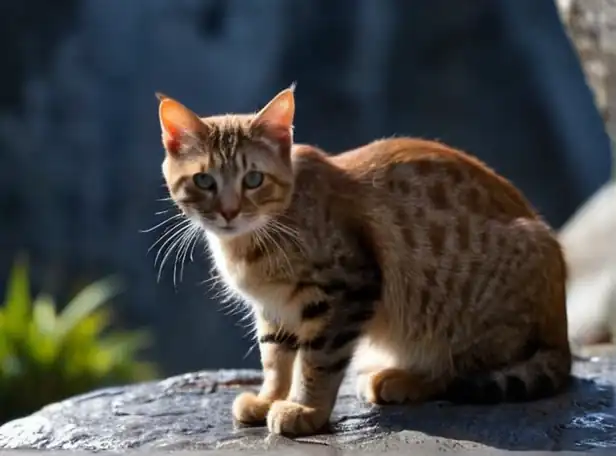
[[154, 223, 193, 281], [252, 227, 273, 272], [201, 274, 221, 286], [161, 225, 197, 285], [188, 230, 203, 262], [139, 213, 184, 234], [257, 227, 290, 276], [147, 218, 192, 254], [267, 219, 306, 256], [171, 226, 196, 288], [262, 223, 296, 275], [178, 226, 200, 284]]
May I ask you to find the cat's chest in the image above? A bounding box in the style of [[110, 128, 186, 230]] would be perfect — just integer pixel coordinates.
[[206, 235, 296, 323]]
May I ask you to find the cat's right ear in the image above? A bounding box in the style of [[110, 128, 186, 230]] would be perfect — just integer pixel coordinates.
[[252, 85, 295, 145], [156, 93, 207, 154]]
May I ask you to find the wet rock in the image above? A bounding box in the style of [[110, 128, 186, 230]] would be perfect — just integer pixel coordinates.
[[1, 359, 616, 452], [560, 181, 616, 346]]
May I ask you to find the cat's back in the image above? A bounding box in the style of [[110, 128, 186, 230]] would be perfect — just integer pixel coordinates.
[[331, 137, 537, 220]]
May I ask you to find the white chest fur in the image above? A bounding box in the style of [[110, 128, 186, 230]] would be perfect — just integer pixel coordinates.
[[205, 233, 299, 327]]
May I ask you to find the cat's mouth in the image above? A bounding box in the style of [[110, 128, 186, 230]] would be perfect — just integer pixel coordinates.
[[196, 214, 268, 239]]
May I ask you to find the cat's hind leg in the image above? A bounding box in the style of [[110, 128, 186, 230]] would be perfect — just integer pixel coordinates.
[[357, 367, 449, 404], [354, 342, 450, 405]]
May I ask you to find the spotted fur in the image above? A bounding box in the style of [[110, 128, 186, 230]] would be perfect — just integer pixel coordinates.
[[156, 87, 572, 437]]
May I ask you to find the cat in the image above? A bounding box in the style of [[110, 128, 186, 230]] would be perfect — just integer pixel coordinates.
[[155, 85, 572, 437]]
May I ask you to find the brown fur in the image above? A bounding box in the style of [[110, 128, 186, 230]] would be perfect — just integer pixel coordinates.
[[155, 87, 572, 437]]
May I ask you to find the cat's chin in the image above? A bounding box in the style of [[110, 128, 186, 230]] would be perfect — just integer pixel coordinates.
[[198, 216, 269, 240]]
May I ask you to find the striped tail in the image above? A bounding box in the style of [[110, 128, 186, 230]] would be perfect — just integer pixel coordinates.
[[443, 345, 572, 404]]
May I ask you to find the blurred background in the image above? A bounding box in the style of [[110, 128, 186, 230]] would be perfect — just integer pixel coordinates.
[[0, 0, 614, 423]]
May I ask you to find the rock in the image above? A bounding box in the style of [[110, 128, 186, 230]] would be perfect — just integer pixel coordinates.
[[2, 359, 616, 452], [555, 0, 616, 353], [560, 181, 616, 346], [556, 0, 612, 127]]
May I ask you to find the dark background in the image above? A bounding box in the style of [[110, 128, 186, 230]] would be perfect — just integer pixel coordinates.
[[0, 0, 611, 376]]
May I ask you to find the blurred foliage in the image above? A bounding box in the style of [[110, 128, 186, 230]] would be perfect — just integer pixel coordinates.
[[0, 256, 157, 424]]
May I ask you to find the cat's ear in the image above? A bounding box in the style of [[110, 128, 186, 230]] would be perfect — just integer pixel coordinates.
[[157, 93, 207, 154], [252, 84, 295, 142]]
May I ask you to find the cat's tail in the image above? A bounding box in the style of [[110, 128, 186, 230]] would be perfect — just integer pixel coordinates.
[[442, 344, 572, 404], [444, 235, 572, 404]]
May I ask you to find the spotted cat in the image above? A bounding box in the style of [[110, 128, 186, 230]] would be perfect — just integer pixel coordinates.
[[155, 86, 571, 437]]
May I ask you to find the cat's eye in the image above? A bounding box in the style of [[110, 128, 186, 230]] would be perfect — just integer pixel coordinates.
[[243, 171, 264, 189], [193, 172, 217, 192]]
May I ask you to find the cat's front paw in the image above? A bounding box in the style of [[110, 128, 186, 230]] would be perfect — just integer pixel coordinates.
[[232, 391, 272, 425], [266, 400, 330, 436]]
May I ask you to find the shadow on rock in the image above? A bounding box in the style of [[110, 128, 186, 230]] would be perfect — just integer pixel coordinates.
[[344, 376, 616, 451]]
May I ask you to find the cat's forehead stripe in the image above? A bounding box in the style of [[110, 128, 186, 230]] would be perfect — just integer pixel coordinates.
[[204, 117, 253, 171]]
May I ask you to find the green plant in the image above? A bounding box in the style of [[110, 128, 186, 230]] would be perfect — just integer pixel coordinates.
[[0, 256, 157, 424]]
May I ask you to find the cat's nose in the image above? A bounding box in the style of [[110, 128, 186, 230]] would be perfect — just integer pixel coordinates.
[[220, 207, 240, 222]]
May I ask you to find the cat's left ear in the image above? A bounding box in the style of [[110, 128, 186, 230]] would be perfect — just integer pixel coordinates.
[[252, 84, 295, 143]]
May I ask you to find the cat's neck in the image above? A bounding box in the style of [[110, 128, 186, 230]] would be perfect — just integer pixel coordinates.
[[205, 230, 257, 258]]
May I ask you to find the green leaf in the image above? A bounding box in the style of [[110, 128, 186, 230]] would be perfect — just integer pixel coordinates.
[[19, 295, 60, 366], [32, 294, 57, 335], [0, 261, 157, 424], [99, 331, 152, 360], [0, 315, 9, 360], [2, 255, 32, 338], [25, 320, 59, 366], [56, 276, 123, 339], [61, 309, 111, 348]]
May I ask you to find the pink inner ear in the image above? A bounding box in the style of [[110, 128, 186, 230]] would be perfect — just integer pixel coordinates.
[[163, 132, 181, 154], [265, 124, 292, 145], [161, 120, 186, 154], [159, 98, 205, 154], [252, 88, 295, 138]]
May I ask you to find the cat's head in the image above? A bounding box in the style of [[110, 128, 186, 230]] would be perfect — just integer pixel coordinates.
[[157, 87, 296, 238]]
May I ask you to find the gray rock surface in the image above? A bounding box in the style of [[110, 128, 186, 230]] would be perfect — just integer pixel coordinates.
[[2, 357, 616, 453]]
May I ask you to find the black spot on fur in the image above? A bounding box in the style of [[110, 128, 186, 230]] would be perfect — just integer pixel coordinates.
[[347, 308, 375, 324], [329, 330, 361, 351], [320, 280, 348, 295], [301, 300, 330, 320], [259, 332, 298, 350], [316, 357, 351, 374], [302, 336, 327, 351], [345, 282, 381, 303]]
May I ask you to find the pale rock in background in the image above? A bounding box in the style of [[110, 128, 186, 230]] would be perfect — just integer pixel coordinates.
[[559, 181, 616, 346], [556, 0, 616, 346]]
